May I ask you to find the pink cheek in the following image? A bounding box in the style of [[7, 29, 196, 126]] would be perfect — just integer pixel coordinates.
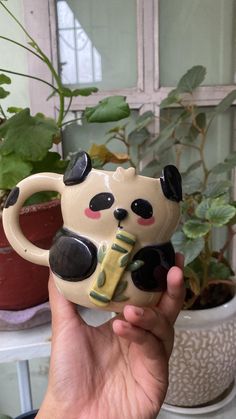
[[137, 216, 155, 226], [84, 208, 101, 219]]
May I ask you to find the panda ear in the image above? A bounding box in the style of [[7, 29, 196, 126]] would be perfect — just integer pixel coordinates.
[[160, 165, 182, 202], [63, 151, 92, 185]]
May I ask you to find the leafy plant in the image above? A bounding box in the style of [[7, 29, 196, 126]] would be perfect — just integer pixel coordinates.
[[0, 1, 130, 208], [88, 111, 154, 169], [95, 66, 236, 309], [154, 65, 236, 309]]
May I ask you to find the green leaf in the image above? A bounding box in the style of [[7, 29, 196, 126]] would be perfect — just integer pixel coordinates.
[[195, 112, 206, 130], [160, 89, 180, 109], [177, 65, 206, 93], [7, 106, 23, 114], [183, 219, 211, 238], [206, 205, 236, 226], [0, 153, 32, 189], [181, 172, 203, 195], [128, 127, 149, 145], [172, 231, 204, 265], [208, 261, 231, 280], [61, 87, 98, 97], [135, 111, 154, 130], [185, 160, 202, 174], [204, 180, 232, 198], [225, 151, 236, 163], [25, 191, 58, 206], [151, 119, 178, 150], [0, 73, 11, 85], [113, 280, 128, 296], [85, 96, 130, 123], [214, 90, 236, 115], [31, 152, 68, 174], [71, 87, 98, 97], [0, 108, 59, 161], [0, 86, 10, 99], [195, 198, 212, 219], [211, 162, 234, 174], [97, 271, 106, 288]]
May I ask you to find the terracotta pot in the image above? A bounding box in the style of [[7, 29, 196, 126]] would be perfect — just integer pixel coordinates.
[[0, 200, 62, 310], [165, 289, 236, 407]]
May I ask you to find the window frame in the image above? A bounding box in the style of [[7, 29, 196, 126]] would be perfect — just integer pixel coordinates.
[[23, 0, 236, 124], [23, 0, 236, 267]]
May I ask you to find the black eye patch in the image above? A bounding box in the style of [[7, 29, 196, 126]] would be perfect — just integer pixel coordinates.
[[131, 199, 153, 219], [89, 192, 114, 211]]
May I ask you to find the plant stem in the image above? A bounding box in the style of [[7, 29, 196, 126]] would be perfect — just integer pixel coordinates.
[[0, 68, 57, 92], [61, 116, 82, 127], [0, 1, 36, 45], [218, 225, 236, 262], [0, 1, 65, 127], [0, 35, 43, 61], [201, 232, 212, 288], [0, 104, 6, 119]]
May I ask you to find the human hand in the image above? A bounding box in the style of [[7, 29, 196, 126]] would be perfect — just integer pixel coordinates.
[[36, 254, 185, 419]]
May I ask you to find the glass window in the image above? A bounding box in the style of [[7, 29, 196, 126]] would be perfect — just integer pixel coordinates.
[[56, 0, 137, 90], [159, 0, 236, 86]]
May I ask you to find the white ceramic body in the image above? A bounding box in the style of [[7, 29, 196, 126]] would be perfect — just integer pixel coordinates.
[[165, 290, 236, 407], [2, 158, 181, 312]]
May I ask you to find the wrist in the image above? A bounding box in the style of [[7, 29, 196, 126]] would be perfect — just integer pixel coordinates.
[[36, 393, 79, 419]]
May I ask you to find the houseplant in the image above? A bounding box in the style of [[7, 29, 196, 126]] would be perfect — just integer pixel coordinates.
[[0, 1, 130, 313], [92, 65, 236, 410], [147, 65, 236, 410]]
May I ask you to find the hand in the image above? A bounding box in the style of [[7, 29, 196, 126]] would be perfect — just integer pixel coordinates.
[[36, 254, 185, 419]]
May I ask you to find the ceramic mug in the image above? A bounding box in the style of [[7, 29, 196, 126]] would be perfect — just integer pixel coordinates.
[[2, 151, 182, 312]]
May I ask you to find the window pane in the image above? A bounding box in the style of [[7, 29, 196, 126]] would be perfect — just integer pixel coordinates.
[[159, 0, 236, 86], [56, 0, 137, 89]]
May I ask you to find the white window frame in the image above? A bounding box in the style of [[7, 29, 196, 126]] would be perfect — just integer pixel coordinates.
[[23, 0, 236, 124], [23, 0, 236, 268]]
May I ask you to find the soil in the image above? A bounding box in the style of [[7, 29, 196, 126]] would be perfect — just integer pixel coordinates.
[[185, 283, 234, 310]]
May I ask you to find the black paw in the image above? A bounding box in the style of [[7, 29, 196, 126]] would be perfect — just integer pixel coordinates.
[[131, 242, 175, 292], [49, 228, 97, 281]]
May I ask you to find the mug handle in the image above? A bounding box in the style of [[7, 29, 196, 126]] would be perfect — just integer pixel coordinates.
[[2, 172, 64, 267]]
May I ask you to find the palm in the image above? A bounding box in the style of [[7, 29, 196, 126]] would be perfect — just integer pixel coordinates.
[[41, 259, 184, 419], [50, 307, 169, 419]]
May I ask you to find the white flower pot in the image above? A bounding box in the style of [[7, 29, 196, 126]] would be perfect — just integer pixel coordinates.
[[165, 291, 236, 407]]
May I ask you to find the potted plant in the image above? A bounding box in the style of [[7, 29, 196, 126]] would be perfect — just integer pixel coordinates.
[[145, 65, 236, 411], [0, 1, 130, 314], [96, 65, 236, 411]]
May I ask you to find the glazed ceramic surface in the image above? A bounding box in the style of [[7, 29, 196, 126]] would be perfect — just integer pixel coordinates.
[[165, 290, 236, 407], [2, 151, 182, 312]]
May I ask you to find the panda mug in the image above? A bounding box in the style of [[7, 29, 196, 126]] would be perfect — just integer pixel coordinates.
[[2, 151, 182, 312]]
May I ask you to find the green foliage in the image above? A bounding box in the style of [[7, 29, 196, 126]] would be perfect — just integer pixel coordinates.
[[0, 2, 132, 205], [85, 96, 130, 122], [154, 65, 236, 309]]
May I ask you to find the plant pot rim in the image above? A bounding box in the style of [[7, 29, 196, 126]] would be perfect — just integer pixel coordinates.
[[20, 198, 60, 215], [176, 278, 236, 329], [0, 198, 60, 220]]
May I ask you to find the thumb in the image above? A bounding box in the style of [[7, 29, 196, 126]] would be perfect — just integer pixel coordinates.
[[48, 271, 86, 328]]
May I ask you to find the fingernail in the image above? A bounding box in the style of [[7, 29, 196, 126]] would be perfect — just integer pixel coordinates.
[[133, 307, 144, 316]]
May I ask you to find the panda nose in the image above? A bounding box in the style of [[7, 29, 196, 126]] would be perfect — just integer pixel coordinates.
[[114, 208, 128, 221]]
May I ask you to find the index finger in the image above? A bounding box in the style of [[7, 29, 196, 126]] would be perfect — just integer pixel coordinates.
[[157, 253, 185, 324]]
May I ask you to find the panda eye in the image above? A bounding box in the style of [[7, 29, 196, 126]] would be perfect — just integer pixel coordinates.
[[131, 199, 153, 219], [89, 193, 114, 211]]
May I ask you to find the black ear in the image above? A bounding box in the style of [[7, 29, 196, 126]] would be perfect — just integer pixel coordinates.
[[63, 151, 92, 186], [160, 165, 182, 202]]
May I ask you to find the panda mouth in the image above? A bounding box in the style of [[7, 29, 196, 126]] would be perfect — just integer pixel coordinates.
[[118, 221, 123, 229]]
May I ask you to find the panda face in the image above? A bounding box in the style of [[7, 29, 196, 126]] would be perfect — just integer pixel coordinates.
[[60, 166, 180, 248]]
